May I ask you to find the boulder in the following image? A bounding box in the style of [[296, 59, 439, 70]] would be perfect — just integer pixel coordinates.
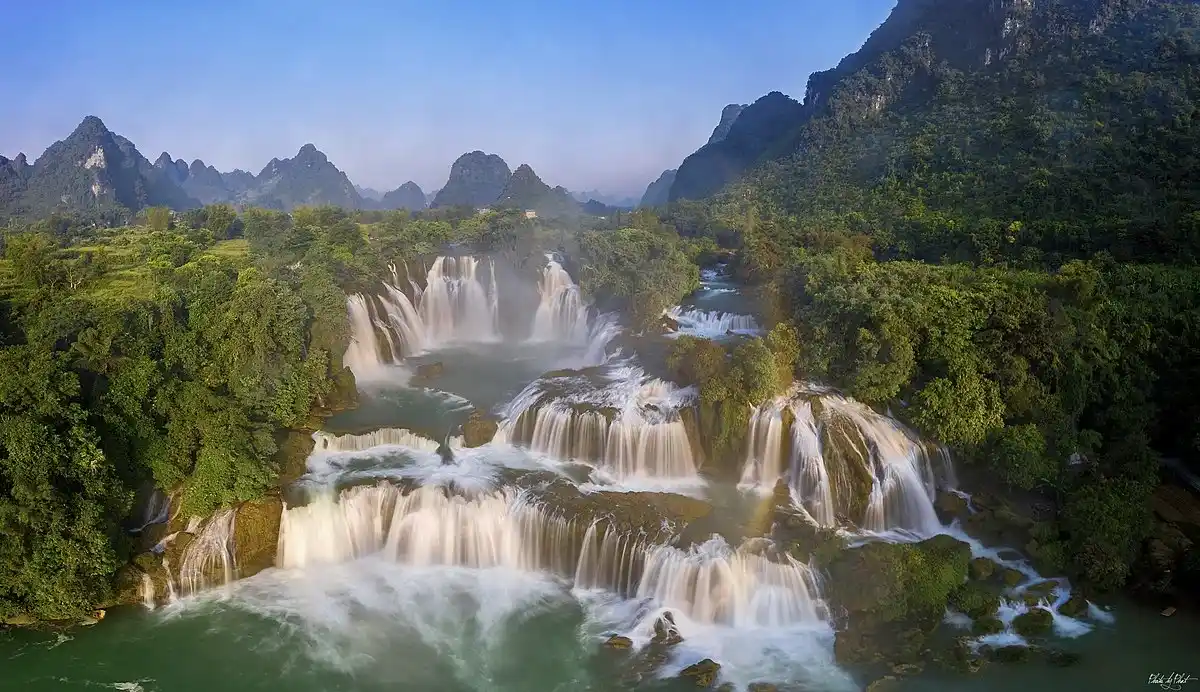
[[935, 491, 970, 522], [1012, 608, 1054, 637], [1045, 648, 1081, 667], [603, 634, 633, 649], [1059, 595, 1088, 618], [415, 361, 445, 381], [1001, 568, 1024, 587], [109, 564, 150, 608], [679, 659, 721, 688], [949, 583, 1001, 618], [969, 557, 998, 581], [747, 684, 779, 692], [972, 614, 1004, 635], [652, 612, 683, 646], [462, 410, 498, 448], [985, 645, 1031, 664], [891, 662, 924, 675]]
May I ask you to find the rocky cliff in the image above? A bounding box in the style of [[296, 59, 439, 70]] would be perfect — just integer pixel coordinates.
[[639, 169, 677, 208]]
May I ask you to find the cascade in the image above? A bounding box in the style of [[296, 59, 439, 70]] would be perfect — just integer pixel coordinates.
[[312, 428, 458, 455], [531, 254, 591, 343], [140, 572, 155, 609], [177, 508, 238, 596], [665, 306, 760, 339], [344, 294, 389, 378], [738, 387, 947, 535], [419, 256, 500, 344], [498, 365, 699, 480], [276, 481, 824, 632], [635, 537, 826, 627]]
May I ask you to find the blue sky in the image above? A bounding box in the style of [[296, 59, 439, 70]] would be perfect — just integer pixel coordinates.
[[0, 0, 896, 197]]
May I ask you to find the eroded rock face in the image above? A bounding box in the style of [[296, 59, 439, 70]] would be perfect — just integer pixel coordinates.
[[679, 658, 721, 687]]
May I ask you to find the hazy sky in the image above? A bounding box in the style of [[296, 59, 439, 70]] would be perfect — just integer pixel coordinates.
[[1, 0, 895, 197]]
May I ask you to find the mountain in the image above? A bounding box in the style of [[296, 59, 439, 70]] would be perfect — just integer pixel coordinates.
[[182, 159, 234, 204], [153, 152, 189, 187], [379, 181, 427, 210], [222, 169, 256, 196], [431, 151, 511, 208], [714, 0, 1200, 265], [425, 190, 439, 206], [708, 104, 746, 144], [569, 189, 637, 209], [242, 143, 362, 211], [355, 185, 384, 202], [669, 92, 806, 202], [494, 164, 580, 217], [638, 169, 676, 208], [2, 115, 198, 219]]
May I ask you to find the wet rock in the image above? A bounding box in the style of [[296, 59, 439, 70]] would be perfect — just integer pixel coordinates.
[[747, 684, 779, 692], [1012, 608, 1054, 636], [891, 662, 924, 675], [935, 491, 970, 522], [603, 634, 633, 649], [1001, 568, 1024, 587], [233, 495, 283, 578], [130, 551, 172, 604], [109, 564, 149, 607], [972, 614, 1004, 635], [949, 583, 1001, 618], [969, 557, 998, 581], [275, 429, 317, 486], [1025, 580, 1058, 598], [679, 658, 721, 687], [462, 410, 498, 448], [866, 676, 899, 691], [2, 613, 36, 626], [415, 361, 445, 381], [985, 645, 1030, 664], [1059, 594, 1088, 618], [652, 612, 683, 646], [660, 314, 680, 332], [1045, 648, 1081, 667]]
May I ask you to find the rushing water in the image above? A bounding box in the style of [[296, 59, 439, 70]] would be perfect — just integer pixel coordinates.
[[4, 260, 1197, 692]]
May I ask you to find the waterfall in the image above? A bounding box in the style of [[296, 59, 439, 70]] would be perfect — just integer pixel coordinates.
[[420, 256, 500, 344], [499, 366, 699, 480], [738, 387, 947, 535], [276, 481, 824, 632], [278, 484, 587, 574], [665, 306, 760, 339], [342, 256, 502, 380], [140, 572, 156, 609], [313, 428, 459, 455], [635, 537, 825, 627], [178, 508, 238, 596], [531, 254, 590, 343]]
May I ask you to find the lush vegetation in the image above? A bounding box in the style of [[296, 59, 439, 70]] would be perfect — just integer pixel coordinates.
[[667, 0, 1200, 591], [0, 201, 708, 620]]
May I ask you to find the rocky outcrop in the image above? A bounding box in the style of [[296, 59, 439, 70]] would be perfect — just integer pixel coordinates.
[[461, 409, 499, 447], [638, 169, 676, 208], [379, 181, 427, 210], [708, 104, 746, 144], [414, 361, 445, 381], [431, 151, 511, 208]]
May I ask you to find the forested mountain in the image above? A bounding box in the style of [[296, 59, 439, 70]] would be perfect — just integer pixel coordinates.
[[639, 169, 676, 208], [494, 164, 580, 216], [378, 181, 427, 211], [707, 103, 746, 144], [0, 116, 199, 220], [431, 151, 512, 208], [663, 0, 1200, 594]]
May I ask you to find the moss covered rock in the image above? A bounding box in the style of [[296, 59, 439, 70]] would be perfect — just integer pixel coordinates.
[[603, 635, 633, 649], [949, 582, 1001, 618], [462, 410, 499, 448], [825, 534, 971, 664], [986, 645, 1031, 664], [321, 366, 359, 413], [679, 659, 721, 688], [935, 491, 970, 523], [1012, 608, 1054, 637], [1001, 568, 1024, 587], [972, 614, 1004, 635], [275, 429, 317, 486], [969, 557, 998, 581], [233, 495, 283, 578], [414, 361, 445, 381], [1059, 595, 1088, 618]]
